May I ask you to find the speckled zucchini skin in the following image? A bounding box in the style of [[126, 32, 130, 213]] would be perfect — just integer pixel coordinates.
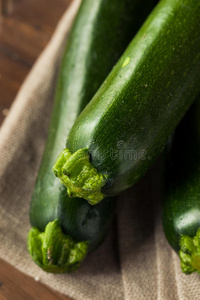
[[65, 0, 200, 199]]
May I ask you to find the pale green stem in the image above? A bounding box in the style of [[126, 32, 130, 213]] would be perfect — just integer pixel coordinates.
[[179, 228, 200, 274], [27, 219, 88, 273], [53, 148, 108, 205]]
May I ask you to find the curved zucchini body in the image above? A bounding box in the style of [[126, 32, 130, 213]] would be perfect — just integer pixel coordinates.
[[54, 0, 200, 205], [29, 192, 116, 273], [162, 98, 200, 275], [29, 0, 158, 272], [31, 185, 117, 252]]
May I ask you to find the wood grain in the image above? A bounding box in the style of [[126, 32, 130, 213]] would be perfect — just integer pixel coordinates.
[[0, 259, 71, 300], [0, 0, 16, 15], [0, 0, 72, 299], [0, 0, 72, 125]]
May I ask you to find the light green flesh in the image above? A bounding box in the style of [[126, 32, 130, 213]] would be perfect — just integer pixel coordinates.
[[179, 228, 200, 274], [53, 148, 108, 205], [27, 219, 88, 273]]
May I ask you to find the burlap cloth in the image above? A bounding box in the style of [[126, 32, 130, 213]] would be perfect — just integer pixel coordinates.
[[0, 0, 200, 299]]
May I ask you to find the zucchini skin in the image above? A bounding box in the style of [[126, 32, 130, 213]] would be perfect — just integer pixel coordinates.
[[58, 191, 117, 252], [162, 98, 200, 274], [31, 186, 116, 252], [31, 0, 158, 237], [29, 0, 158, 271], [55, 0, 200, 204]]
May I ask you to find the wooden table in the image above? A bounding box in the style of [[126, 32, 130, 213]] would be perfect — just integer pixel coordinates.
[[0, 0, 72, 298]]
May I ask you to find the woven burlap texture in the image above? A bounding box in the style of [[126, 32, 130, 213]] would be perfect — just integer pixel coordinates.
[[0, 0, 200, 299]]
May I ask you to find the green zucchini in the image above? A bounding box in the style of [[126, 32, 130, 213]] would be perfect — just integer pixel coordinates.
[[28, 193, 116, 273], [54, 0, 200, 205], [28, 0, 158, 273], [162, 98, 200, 275]]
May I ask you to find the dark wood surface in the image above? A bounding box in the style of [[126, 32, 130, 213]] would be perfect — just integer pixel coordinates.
[[0, 0, 72, 299], [0, 259, 70, 300], [0, 0, 72, 126]]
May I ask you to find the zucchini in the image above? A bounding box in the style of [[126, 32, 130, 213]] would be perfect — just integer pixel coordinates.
[[54, 0, 200, 205], [162, 98, 200, 275], [28, 193, 116, 273], [28, 0, 157, 273]]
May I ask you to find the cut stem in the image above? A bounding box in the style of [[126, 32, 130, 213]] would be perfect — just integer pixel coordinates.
[[27, 219, 88, 273], [179, 228, 200, 274], [53, 148, 108, 205]]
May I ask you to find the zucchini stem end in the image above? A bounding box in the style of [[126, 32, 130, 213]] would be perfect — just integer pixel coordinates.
[[179, 228, 200, 274], [53, 148, 108, 205], [27, 219, 88, 273]]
